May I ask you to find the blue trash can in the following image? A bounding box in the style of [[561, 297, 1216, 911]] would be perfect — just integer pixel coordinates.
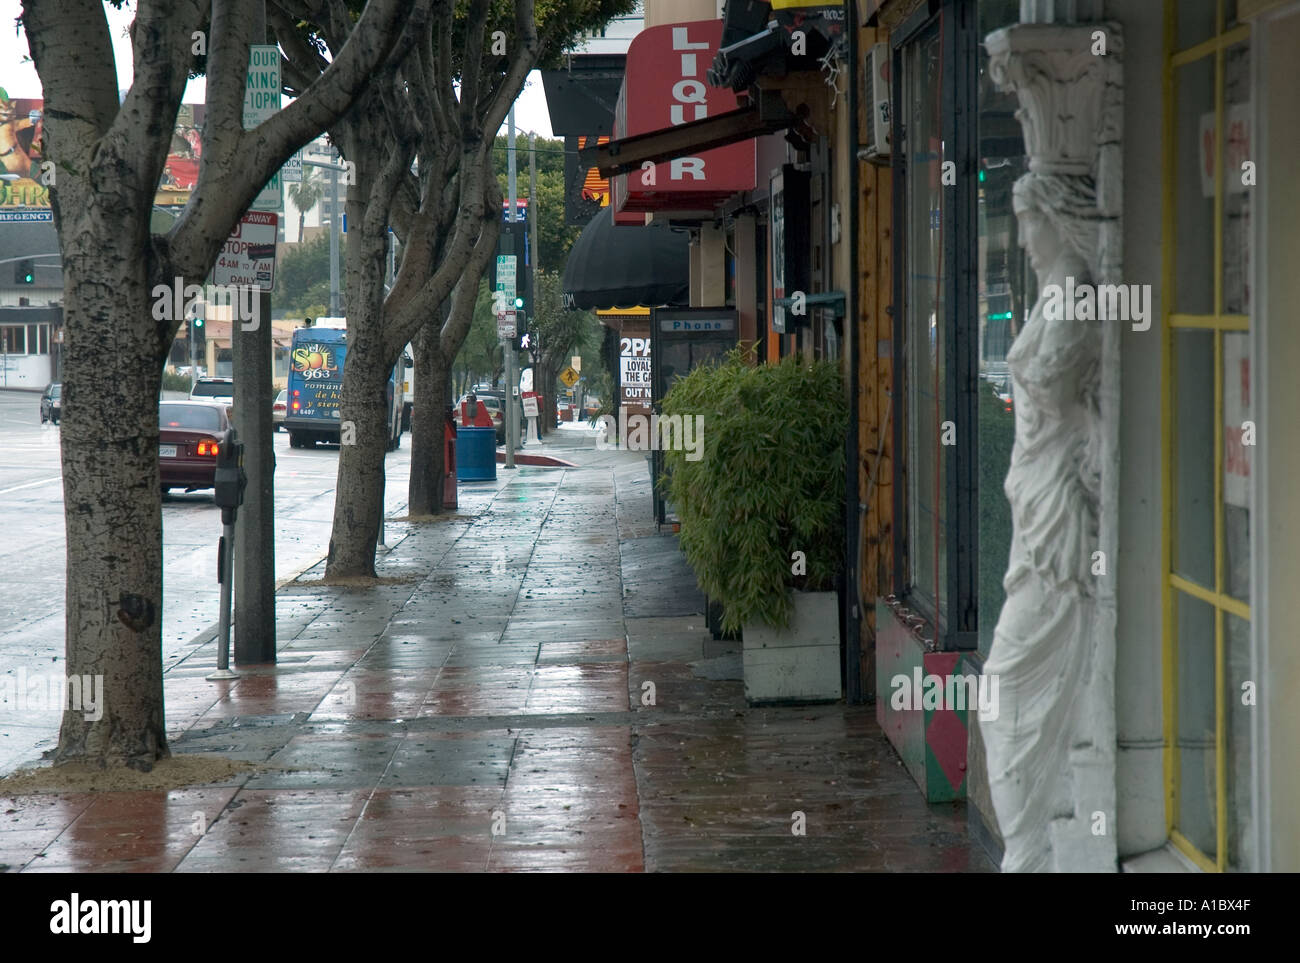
[[456, 426, 497, 481]]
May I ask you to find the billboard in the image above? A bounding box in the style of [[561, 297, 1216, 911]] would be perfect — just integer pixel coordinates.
[[0, 91, 50, 221], [0, 91, 208, 220], [565, 135, 611, 226]]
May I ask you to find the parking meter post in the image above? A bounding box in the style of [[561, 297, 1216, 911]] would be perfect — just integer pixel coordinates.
[[376, 470, 387, 552], [211, 514, 237, 678], [209, 429, 246, 679]]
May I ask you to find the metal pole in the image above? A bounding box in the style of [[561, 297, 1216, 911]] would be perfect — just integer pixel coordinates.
[[329, 160, 340, 316], [505, 106, 517, 469], [528, 132, 540, 442], [231, 1, 276, 666], [209, 512, 239, 679]]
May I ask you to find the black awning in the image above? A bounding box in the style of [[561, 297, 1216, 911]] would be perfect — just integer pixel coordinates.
[[561, 207, 689, 311]]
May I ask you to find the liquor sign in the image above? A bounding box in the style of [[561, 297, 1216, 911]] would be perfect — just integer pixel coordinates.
[[611, 21, 756, 215]]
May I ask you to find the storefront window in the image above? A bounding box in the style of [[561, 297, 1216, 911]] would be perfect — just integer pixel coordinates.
[[1164, 0, 1253, 873], [892, 0, 978, 647], [976, 0, 1031, 657], [1, 325, 27, 354], [902, 17, 946, 628]]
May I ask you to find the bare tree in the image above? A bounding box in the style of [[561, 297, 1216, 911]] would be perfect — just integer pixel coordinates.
[[273, 0, 632, 574], [23, 0, 416, 769]]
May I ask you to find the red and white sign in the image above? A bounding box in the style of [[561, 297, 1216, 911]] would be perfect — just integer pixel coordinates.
[[1199, 104, 1251, 199], [612, 20, 756, 215], [1223, 332, 1252, 509], [213, 210, 278, 289]]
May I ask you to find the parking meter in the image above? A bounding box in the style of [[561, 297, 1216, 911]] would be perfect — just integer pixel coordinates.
[[213, 428, 247, 523], [209, 427, 245, 679]]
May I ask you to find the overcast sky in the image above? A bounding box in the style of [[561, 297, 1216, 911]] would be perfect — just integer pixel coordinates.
[[0, 2, 554, 137]]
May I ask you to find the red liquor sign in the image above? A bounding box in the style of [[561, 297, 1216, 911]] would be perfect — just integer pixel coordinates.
[[612, 20, 756, 215]]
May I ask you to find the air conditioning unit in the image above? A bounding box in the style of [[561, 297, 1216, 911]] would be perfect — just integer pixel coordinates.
[[860, 41, 891, 163]]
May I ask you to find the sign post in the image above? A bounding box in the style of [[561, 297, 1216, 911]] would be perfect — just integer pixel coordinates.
[[231, 43, 281, 666]]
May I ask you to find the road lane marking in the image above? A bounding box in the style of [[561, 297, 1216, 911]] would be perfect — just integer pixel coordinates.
[[0, 475, 62, 497]]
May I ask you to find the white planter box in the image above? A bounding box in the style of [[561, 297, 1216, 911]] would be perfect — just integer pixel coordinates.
[[742, 591, 842, 704]]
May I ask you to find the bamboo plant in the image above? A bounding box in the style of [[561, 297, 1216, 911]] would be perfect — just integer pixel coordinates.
[[660, 348, 847, 633]]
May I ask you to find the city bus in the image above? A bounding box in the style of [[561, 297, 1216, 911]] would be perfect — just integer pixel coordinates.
[[284, 317, 406, 450]]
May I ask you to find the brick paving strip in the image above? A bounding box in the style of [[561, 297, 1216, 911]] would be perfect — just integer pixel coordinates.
[[0, 444, 990, 872]]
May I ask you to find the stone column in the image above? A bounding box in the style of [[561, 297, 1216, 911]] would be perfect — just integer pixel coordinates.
[[981, 22, 1123, 872]]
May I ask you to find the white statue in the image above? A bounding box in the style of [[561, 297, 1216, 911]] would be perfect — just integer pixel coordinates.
[[980, 170, 1104, 872]]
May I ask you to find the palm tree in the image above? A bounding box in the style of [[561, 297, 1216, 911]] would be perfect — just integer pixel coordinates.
[[287, 168, 323, 242]]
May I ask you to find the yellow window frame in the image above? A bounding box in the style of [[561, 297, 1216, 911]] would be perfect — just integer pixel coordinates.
[[1161, 0, 1252, 874]]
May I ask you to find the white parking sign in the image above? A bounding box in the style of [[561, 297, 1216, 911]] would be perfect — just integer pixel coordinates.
[[214, 211, 278, 289]]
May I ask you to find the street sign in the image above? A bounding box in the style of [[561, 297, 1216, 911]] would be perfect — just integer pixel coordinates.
[[214, 211, 279, 289], [496, 310, 517, 339], [495, 254, 518, 304], [282, 151, 303, 184], [559, 366, 579, 388], [245, 45, 282, 212]]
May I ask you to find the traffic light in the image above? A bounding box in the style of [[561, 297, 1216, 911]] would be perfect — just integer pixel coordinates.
[[15, 259, 34, 284], [513, 313, 530, 352]]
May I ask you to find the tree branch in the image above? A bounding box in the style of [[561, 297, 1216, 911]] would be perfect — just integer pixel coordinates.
[[167, 0, 421, 280]]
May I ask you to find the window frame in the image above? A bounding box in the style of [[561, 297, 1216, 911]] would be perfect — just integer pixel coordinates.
[[889, 0, 979, 651], [1162, 0, 1254, 875]]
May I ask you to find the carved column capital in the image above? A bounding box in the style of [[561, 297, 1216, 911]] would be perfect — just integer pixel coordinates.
[[985, 23, 1123, 178]]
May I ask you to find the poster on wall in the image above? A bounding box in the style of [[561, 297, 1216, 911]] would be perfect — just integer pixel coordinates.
[[1198, 104, 1251, 199], [620, 336, 652, 407], [1223, 332, 1252, 509], [770, 165, 811, 333]]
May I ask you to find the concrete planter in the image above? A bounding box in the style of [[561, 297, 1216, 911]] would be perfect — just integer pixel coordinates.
[[742, 590, 841, 704]]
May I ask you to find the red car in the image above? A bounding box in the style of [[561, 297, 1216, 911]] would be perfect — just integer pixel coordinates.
[[159, 401, 230, 494]]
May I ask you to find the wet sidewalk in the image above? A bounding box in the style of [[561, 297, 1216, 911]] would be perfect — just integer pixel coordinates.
[[0, 440, 989, 872]]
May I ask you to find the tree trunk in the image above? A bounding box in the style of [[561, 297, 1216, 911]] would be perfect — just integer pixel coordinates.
[[325, 182, 391, 578], [326, 339, 392, 577], [540, 363, 557, 436], [408, 325, 451, 516], [56, 228, 169, 770]]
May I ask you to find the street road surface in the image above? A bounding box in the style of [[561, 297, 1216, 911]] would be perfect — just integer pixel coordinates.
[[0, 389, 412, 774]]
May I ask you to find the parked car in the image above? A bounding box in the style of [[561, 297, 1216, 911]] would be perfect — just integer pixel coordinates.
[[272, 388, 288, 431], [39, 382, 61, 425], [190, 377, 235, 405], [159, 401, 231, 494]]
